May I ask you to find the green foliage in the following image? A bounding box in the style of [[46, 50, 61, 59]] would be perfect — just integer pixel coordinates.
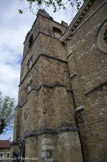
[[76, 0, 82, 10], [0, 92, 15, 135], [19, 0, 88, 14], [18, 9, 23, 14]]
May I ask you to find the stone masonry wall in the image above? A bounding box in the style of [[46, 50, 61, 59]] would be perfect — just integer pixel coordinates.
[[24, 132, 83, 162], [12, 11, 84, 162], [66, 0, 107, 161], [12, 2, 107, 161]]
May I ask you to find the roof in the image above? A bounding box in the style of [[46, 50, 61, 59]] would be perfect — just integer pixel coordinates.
[[60, 0, 92, 42], [0, 140, 10, 149], [60, 0, 107, 43]]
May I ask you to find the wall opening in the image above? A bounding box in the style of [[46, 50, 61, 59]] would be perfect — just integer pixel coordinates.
[[29, 34, 33, 48], [0, 153, 4, 160], [7, 152, 10, 159], [27, 57, 33, 70], [53, 27, 62, 38], [27, 84, 31, 92]]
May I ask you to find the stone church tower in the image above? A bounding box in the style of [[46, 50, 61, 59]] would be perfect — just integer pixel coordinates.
[[11, 0, 107, 162]]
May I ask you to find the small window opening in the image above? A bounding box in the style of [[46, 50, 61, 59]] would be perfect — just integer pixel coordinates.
[[29, 59, 32, 69], [53, 27, 62, 38], [29, 34, 33, 48], [0, 153, 3, 160], [27, 84, 31, 92], [26, 80, 32, 92], [28, 57, 33, 69], [103, 29, 107, 43], [7, 153, 10, 158]]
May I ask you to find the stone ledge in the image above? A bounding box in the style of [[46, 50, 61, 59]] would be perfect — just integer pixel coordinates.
[[75, 105, 85, 113], [23, 125, 78, 139], [69, 73, 78, 80], [67, 52, 73, 58], [19, 53, 67, 86], [42, 145, 54, 151], [31, 82, 67, 92], [17, 99, 28, 109], [84, 80, 107, 96], [18, 82, 70, 108]]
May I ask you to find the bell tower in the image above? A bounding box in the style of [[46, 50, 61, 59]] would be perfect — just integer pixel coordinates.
[[11, 9, 83, 162]]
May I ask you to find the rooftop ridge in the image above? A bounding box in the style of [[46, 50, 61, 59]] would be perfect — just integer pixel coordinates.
[[60, 0, 93, 42]]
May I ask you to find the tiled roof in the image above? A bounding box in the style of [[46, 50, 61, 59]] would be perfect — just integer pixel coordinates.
[[0, 140, 10, 149]]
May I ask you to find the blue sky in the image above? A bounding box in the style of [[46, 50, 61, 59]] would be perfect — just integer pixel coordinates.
[[0, 0, 83, 140]]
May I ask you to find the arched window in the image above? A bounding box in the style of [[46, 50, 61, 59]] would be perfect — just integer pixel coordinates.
[[29, 34, 33, 48], [53, 27, 62, 38], [96, 19, 107, 54]]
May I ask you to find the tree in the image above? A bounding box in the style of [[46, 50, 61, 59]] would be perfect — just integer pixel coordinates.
[[0, 92, 15, 135], [19, 0, 87, 14]]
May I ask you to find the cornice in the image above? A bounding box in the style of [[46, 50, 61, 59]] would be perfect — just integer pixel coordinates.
[[60, 0, 93, 43], [60, 0, 107, 43], [84, 80, 107, 96], [23, 125, 78, 140], [20, 53, 67, 87]]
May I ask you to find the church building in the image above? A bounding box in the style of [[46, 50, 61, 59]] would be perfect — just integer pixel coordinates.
[[11, 0, 107, 162]]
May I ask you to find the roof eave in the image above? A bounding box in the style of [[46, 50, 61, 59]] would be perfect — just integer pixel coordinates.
[[60, 0, 93, 43]]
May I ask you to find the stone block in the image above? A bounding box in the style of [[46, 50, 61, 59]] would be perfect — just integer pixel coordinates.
[[45, 158, 54, 162], [41, 138, 52, 145], [41, 151, 50, 158], [42, 145, 54, 151]]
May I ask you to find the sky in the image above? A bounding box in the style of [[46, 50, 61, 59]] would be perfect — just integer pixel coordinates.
[[0, 0, 83, 140]]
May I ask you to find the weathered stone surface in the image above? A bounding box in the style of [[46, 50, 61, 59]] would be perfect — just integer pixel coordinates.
[[42, 145, 54, 151], [41, 139, 52, 145], [41, 151, 50, 158], [44, 158, 54, 162], [11, 1, 107, 162], [66, 0, 107, 161]]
